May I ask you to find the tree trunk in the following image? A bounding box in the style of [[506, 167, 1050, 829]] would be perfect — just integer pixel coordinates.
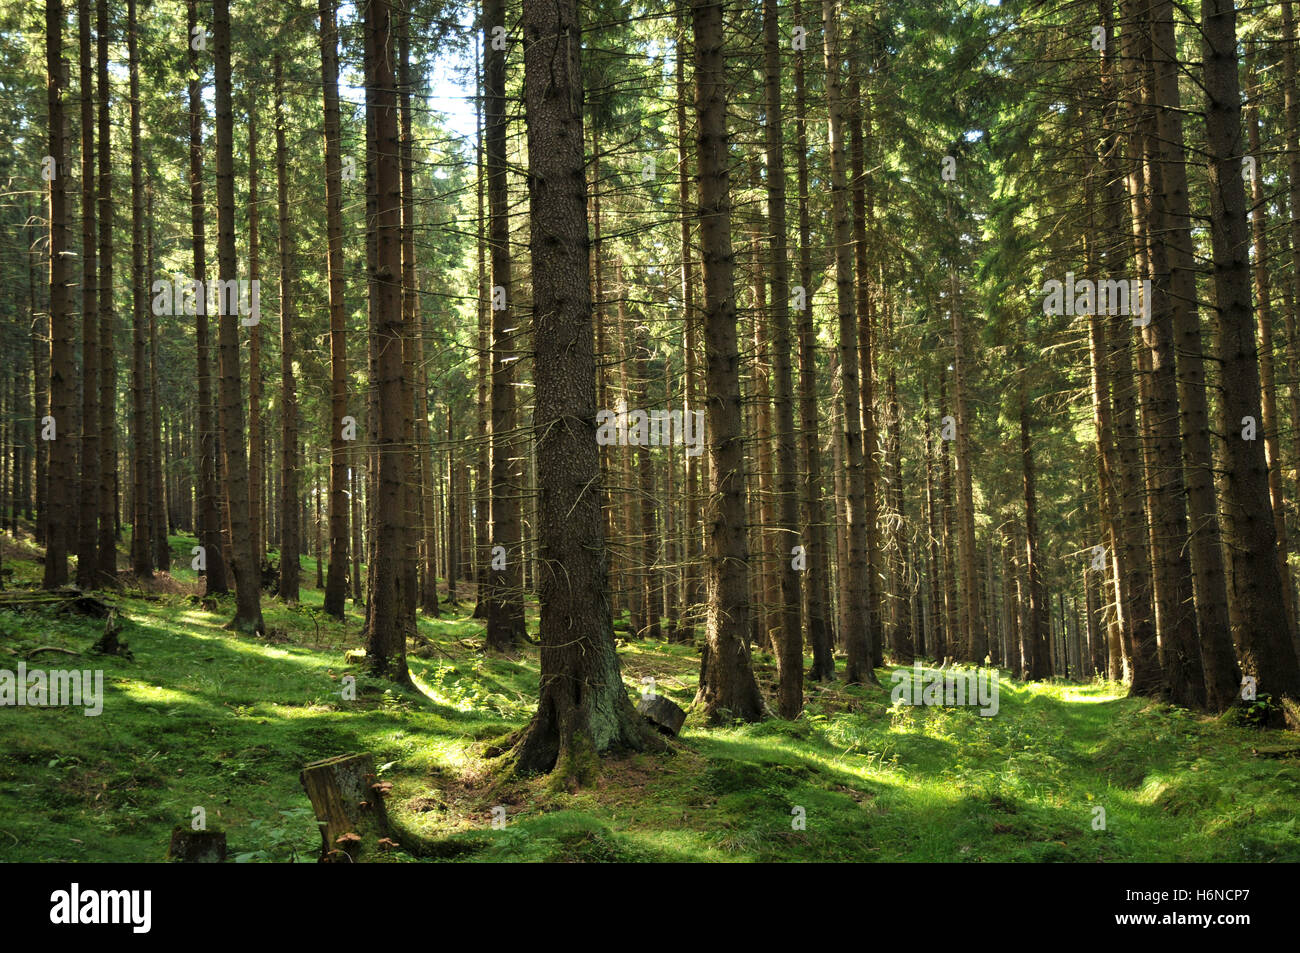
[[484, 0, 526, 650], [361, 0, 409, 683], [1203, 0, 1300, 719], [822, 0, 875, 684], [95, 0, 117, 584], [503, 0, 658, 779], [127, 0, 151, 581], [690, 0, 765, 721], [213, 0, 264, 634], [75, 0, 99, 590], [275, 52, 299, 604], [320, 0, 350, 618]]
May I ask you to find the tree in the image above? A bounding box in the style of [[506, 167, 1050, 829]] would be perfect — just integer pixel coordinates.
[[360, 0, 409, 683], [41, 0, 73, 590], [319, 0, 349, 618], [691, 0, 765, 722], [213, 0, 264, 634], [1201, 0, 1300, 722], [502, 0, 659, 778], [822, 0, 875, 684], [484, 0, 526, 650], [275, 50, 299, 604], [75, 0, 99, 590]]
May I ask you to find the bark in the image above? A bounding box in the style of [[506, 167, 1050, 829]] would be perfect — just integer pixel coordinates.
[[75, 0, 99, 589], [320, 0, 350, 618], [1203, 0, 1300, 715], [504, 0, 658, 778], [275, 52, 299, 604], [213, 0, 264, 633], [792, 0, 833, 679], [822, 0, 875, 684], [147, 188, 168, 571], [1148, 0, 1221, 710], [42, 0, 74, 589], [761, 0, 803, 715], [484, 0, 526, 649], [189, 0, 225, 594], [361, 0, 409, 682], [127, 0, 151, 580], [95, 0, 116, 584], [691, 0, 765, 721], [1019, 379, 1050, 678]]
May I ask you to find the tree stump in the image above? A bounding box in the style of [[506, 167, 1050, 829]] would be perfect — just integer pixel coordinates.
[[299, 753, 391, 863], [638, 694, 687, 736], [167, 828, 227, 862]]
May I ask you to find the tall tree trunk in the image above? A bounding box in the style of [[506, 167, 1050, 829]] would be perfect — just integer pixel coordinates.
[[484, 0, 526, 649], [822, 0, 875, 684], [42, 0, 73, 589], [948, 256, 983, 661], [1203, 0, 1300, 720], [246, 110, 263, 566], [75, 0, 99, 589], [189, 0, 225, 594], [793, 0, 833, 679], [148, 186, 168, 571], [691, 0, 765, 721], [1148, 0, 1218, 710], [275, 51, 299, 604], [851, 52, 883, 666], [505, 0, 657, 778], [1246, 48, 1293, 647], [127, 0, 151, 580], [95, 0, 116, 583], [319, 0, 350, 618], [1020, 380, 1050, 678], [762, 0, 803, 714], [213, 0, 264, 633], [361, 0, 409, 682]]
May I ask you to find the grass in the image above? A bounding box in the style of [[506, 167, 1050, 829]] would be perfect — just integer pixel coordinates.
[[1, 528, 1298, 862]]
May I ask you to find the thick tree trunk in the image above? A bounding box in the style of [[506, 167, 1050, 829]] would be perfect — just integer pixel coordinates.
[[361, 0, 409, 683], [504, 0, 658, 779], [1202, 0, 1300, 719]]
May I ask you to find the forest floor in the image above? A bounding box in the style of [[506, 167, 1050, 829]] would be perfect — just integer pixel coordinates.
[[2, 530, 1299, 863]]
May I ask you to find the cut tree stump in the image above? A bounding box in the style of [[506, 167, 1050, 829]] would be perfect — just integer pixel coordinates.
[[638, 693, 687, 736], [167, 828, 227, 862], [90, 610, 131, 658], [299, 753, 391, 863]]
